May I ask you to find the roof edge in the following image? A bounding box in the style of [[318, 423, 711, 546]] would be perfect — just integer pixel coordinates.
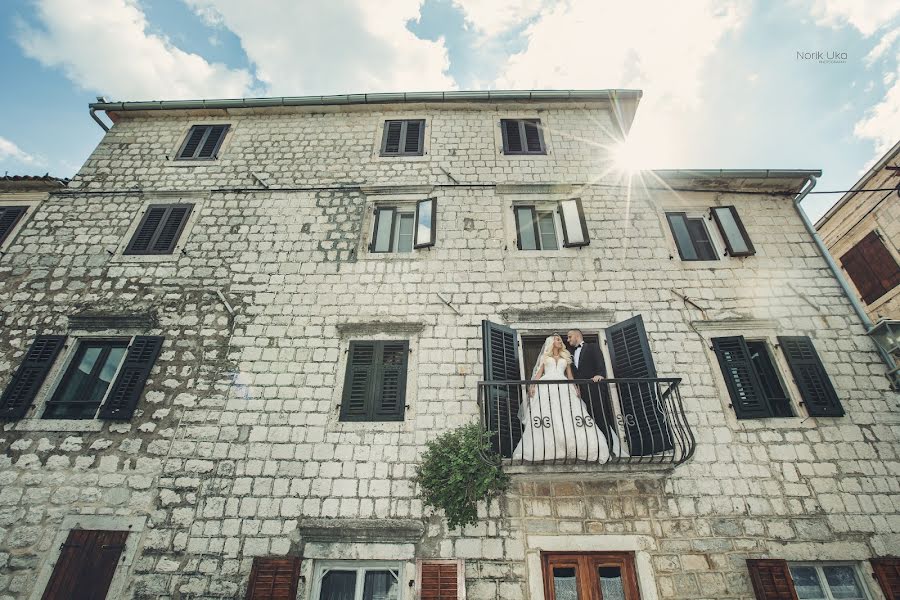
[[653, 169, 821, 180]]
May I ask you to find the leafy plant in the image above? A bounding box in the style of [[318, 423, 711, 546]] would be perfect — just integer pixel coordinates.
[[416, 423, 510, 530]]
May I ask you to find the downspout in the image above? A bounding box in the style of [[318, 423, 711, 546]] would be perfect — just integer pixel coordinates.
[[793, 175, 899, 390], [90, 107, 109, 132]]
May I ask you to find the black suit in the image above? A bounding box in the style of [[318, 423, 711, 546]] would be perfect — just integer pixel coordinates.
[[571, 342, 617, 449]]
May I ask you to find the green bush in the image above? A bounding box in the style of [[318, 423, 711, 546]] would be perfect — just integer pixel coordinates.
[[416, 423, 510, 530]]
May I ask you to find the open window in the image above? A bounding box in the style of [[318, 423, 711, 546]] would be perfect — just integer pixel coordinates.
[[666, 212, 718, 261], [371, 199, 437, 253], [515, 206, 559, 250], [310, 562, 403, 600]]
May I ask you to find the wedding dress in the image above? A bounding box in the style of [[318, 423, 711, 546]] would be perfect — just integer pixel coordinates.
[[512, 354, 611, 463]]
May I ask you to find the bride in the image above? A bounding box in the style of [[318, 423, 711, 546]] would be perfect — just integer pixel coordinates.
[[512, 334, 610, 463]]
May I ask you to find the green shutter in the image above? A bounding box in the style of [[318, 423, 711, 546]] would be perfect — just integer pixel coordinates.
[[778, 336, 843, 417], [712, 336, 771, 419]]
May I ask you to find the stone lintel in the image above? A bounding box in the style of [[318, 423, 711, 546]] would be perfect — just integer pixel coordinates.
[[298, 518, 424, 543]]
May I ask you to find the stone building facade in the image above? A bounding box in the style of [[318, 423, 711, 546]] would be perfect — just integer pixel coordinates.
[[0, 91, 898, 600]]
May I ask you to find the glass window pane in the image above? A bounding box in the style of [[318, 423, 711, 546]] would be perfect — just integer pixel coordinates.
[[552, 567, 579, 600], [559, 200, 585, 245], [416, 200, 433, 246], [53, 346, 102, 405], [714, 207, 749, 254], [790, 566, 827, 600], [822, 566, 865, 599], [516, 207, 538, 250], [394, 213, 414, 253], [686, 218, 717, 260], [85, 346, 127, 405], [667, 214, 698, 260], [598, 566, 626, 600], [363, 570, 398, 600], [373, 209, 394, 252], [320, 570, 356, 600], [538, 212, 558, 250]]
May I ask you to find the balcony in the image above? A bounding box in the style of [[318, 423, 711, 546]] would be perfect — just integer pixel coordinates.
[[477, 378, 694, 473]]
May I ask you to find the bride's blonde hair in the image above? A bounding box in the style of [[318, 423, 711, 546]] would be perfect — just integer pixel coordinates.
[[542, 334, 572, 365]]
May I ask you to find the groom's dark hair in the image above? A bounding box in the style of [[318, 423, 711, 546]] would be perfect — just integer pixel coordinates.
[[567, 328, 583, 335]]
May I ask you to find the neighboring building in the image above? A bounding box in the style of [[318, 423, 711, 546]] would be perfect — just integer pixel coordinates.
[[0, 91, 897, 600], [816, 140, 900, 323]]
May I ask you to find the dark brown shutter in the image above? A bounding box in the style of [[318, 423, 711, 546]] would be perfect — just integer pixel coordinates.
[[712, 336, 771, 419], [0, 206, 27, 246], [41, 529, 128, 600], [841, 231, 900, 304], [383, 121, 403, 154], [523, 120, 543, 152], [872, 558, 900, 600], [606, 315, 673, 456], [404, 120, 423, 154], [746, 559, 798, 600], [245, 556, 301, 600], [481, 320, 522, 457], [178, 126, 207, 159], [97, 336, 163, 420], [502, 120, 523, 153], [341, 341, 376, 420], [375, 341, 409, 420], [0, 335, 66, 420], [421, 562, 459, 600], [125, 204, 192, 255], [778, 336, 843, 417], [151, 205, 192, 253], [197, 124, 229, 158]]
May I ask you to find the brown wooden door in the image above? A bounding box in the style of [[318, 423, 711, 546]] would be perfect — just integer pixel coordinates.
[[41, 529, 129, 600], [872, 558, 900, 600], [542, 552, 641, 600]]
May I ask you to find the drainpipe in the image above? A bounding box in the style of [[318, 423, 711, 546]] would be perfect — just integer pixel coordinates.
[[90, 107, 109, 132], [792, 175, 899, 390]]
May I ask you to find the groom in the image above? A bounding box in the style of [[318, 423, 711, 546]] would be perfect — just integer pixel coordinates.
[[567, 329, 621, 456]]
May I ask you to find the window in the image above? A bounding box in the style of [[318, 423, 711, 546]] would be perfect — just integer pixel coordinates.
[[0, 335, 163, 421], [666, 212, 718, 261], [246, 556, 302, 600], [840, 230, 900, 304], [515, 206, 558, 250], [788, 564, 869, 600], [711, 205, 755, 256], [176, 124, 229, 160], [371, 199, 436, 253], [501, 119, 545, 154], [40, 529, 129, 600], [711, 337, 792, 419], [381, 120, 425, 156], [542, 552, 642, 600], [0, 205, 27, 246], [124, 204, 193, 255], [311, 562, 402, 600], [340, 340, 409, 421]]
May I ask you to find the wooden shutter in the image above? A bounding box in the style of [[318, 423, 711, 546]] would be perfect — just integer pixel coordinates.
[[245, 556, 301, 600], [342, 341, 376, 420], [0, 206, 27, 246], [712, 205, 755, 257], [0, 335, 66, 420], [414, 198, 437, 249], [177, 125, 228, 159], [711, 336, 771, 419], [840, 231, 900, 304], [558, 198, 589, 247], [605, 315, 673, 456], [125, 204, 192, 255], [382, 121, 404, 154], [502, 120, 523, 153], [41, 529, 128, 600], [404, 120, 424, 154], [777, 336, 843, 417], [420, 561, 461, 600], [523, 120, 543, 152], [151, 205, 192, 253], [197, 124, 229, 158], [872, 558, 900, 600], [482, 320, 522, 457], [746, 559, 799, 600], [97, 336, 163, 420], [177, 126, 207, 159], [375, 341, 409, 420]]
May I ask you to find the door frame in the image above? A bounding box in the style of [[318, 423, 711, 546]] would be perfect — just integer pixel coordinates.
[[542, 551, 642, 600]]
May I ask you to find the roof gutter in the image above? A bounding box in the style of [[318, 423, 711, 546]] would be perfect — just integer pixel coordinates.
[[654, 168, 823, 180], [90, 107, 109, 132], [792, 175, 899, 390]]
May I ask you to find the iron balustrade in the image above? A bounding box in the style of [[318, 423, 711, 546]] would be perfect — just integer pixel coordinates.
[[477, 378, 694, 466]]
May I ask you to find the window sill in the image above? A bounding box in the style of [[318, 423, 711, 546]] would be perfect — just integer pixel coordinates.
[[328, 418, 412, 434], [108, 252, 184, 264], [166, 159, 221, 168], [733, 416, 816, 429], [372, 153, 431, 163], [14, 419, 104, 432]]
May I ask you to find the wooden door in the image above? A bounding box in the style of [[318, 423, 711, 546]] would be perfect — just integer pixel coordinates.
[[542, 552, 641, 600]]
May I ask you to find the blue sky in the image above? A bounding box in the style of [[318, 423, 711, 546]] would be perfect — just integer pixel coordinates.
[[1, 0, 898, 221]]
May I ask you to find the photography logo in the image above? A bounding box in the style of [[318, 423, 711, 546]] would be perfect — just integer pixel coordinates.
[[797, 50, 847, 64]]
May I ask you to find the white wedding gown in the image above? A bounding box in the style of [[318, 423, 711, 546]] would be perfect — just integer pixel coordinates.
[[512, 356, 611, 463]]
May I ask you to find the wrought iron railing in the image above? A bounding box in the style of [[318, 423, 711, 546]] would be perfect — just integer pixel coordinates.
[[477, 378, 694, 466]]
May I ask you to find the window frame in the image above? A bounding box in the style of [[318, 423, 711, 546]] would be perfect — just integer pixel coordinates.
[[501, 118, 547, 155], [380, 119, 426, 157], [541, 551, 642, 600], [666, 211, 719, 261], [310, 560, 405, 600], [174, 124, 230, 161], [42, 338, 129, 421], [514, 205, 562, 251], [711, 205, 755, 257], [371, 200, 436, 254], [787, 562, 873, 600]]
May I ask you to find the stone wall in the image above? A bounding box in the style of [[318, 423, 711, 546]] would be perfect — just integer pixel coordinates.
[[0, 102, 897, 600]]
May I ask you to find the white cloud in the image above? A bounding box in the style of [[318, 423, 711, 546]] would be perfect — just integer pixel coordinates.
[[184, 0, 455, 95], [0, 137, 38, 166], [854, 59, 900, 156], [808, 0, 900, 36], [451, 0, 546, 35], [493, 1, 749, 167], [17, 0, 253, 100]]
